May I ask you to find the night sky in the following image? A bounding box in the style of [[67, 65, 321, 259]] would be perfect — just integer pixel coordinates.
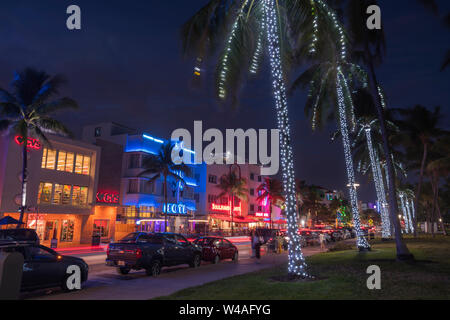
[[0, 1, 449, 202]]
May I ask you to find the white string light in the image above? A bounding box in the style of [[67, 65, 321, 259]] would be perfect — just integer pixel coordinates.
[[337, 68, 370, 250], [399, 193, 409, 233], [264, 0, 308, 277], [365, 127, 391, 238], [374, 149, 391, 237]]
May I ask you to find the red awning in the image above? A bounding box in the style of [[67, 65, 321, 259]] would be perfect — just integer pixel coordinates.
[[209, 214, 259, 223], [273, 219, 287, 225]]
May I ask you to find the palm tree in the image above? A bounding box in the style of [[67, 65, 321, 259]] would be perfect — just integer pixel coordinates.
[[216, 170, 248, 236], [426, 135, 450, 235], [182, 0, 351, 277], [344, 0, 413, 259], [395, 105, 446, 237], [257, 177, 284, 228], [139, 142, 191, 232], [290, 40, 371, 250], [0, 68, 78, 227]]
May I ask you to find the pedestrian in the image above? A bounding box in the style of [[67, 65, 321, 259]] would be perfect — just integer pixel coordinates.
[[254, 231, 263, 263], [250, 230, 256, 258], [276, 232, 283, 253], [319, 232, 326, 251]]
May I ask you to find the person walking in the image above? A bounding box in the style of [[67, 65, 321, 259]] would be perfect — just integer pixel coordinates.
[[276, 232, 283, 253], [251, 230, 256, 258], [319, 232, 326, 251], [254, 231, 263, 263]]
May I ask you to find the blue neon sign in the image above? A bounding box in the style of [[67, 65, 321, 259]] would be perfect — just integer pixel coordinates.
[[163, 203, 188, 215]]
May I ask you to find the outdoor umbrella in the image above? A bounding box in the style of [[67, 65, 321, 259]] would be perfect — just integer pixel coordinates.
[[0, 216, 24, 226]]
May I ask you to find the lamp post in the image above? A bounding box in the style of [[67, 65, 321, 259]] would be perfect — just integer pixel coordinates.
[[229, 163, 241, 237]]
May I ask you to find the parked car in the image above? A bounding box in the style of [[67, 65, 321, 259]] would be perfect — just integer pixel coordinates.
[[193, 237, 238, 263], [106, 232, 202, 276], [0, 242, 88, 292]]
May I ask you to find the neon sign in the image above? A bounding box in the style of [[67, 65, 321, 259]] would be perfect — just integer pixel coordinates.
[[96, 192, 119, 204], [211, 201, 242, 214], [14, 136, 42, 150], [163, 203, 188, 215], [255, 212, 270, 218]]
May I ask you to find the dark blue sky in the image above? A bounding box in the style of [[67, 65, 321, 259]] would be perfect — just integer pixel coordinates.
[[0, 1, 448, 201]]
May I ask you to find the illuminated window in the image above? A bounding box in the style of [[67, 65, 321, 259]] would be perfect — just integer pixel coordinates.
[[124, 206, 137, 217], [38, 182, 53, 204], [72, 186, 81, 206], [65, 152, 74, 172], [75, 154, 83, 174], [41, 148, 47, 168], [80, 187, 88, 205], [57, 151, 66, 171], [139, 206, 155, 218], [46, 149, 56, 170], [62, 185, 71, 205], [53, 184, 63, 204], [60, 220, 74, 242], [82, 156, 91, 175]]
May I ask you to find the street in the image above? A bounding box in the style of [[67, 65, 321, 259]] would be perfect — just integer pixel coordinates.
[[21, 241, 327, 300]]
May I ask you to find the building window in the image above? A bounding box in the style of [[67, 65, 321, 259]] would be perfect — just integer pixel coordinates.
[[258, 175, 262, 182], [258, 205, 262, 211], [82, 156, 91, 175], [94, 127, 102, 137], [60, 220, 74, 242], [234, 197, 240, 206], [124, 206, 137, 218], [220, 196, 228, 204], [65, 152, 74, 172], [56, 151, 66, 171], [139, 206, 155, 218], [208, 194, 216, 203], [250, 188, 254, 196], [93, 219, 109, 237], [208, 175, 217, 184], [128, 179, 139, 193], [250, 173, 255, 180], [62, 185, 72, 205], [38, 182, 53, 204], [128, 154, 141, 169], [52, 184, 63, 204], [140, 180, 155, 194], [41, 148, 57, 170], [250, 204, 255, 212]]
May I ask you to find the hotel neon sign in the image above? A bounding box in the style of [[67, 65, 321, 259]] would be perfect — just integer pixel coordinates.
[[163, 203, 188, 215], [211, 201, 242, 215]]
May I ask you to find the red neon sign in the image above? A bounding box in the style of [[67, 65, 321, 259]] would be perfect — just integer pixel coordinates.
[[14, 136, 42, 150], [96, 192, 119, 204], [211, 201, 241, 214]]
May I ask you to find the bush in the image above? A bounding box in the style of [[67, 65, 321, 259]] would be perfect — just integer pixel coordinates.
[[328, 242, 354, 252]]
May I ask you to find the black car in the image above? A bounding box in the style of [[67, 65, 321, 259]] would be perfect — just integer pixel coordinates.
[[106, 232, 202, 277], [0, 228, 39, 244], [0, 242, 88, 292]]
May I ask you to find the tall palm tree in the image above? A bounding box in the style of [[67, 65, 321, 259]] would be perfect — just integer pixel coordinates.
[[182, 0, 351, 277], [139, 142, 191, 232], [344, 0, 413, 259], [290, 40, 371, 250], [0, 68, 78, 227], [216, 170, 248, 236], [395, 105, 446, 237], [426, 135, 450, 235], [257, 177, 284, 228]]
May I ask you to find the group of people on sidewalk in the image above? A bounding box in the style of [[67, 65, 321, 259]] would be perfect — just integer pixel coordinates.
[[250, 230, 286, 263]]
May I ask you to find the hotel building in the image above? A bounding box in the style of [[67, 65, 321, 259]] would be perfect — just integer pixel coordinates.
[[0, 133, 101, 248]]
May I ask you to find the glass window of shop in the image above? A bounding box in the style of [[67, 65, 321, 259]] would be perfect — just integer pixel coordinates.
[[44, 221, 58, 241], [93, 219, 109, 237], [82, 156, 91, 175], [42, 147, 90, 175], [60, 219, 74, 242], [57, 151, 66, 171], [38, 182, 53, 204]]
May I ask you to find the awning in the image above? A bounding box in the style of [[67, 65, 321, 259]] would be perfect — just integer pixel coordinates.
[[209, 215, 259, 223], [273, 219, 287, 225]]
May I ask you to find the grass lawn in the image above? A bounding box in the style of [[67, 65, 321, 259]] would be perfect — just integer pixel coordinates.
[[156, 236, 450, 300]]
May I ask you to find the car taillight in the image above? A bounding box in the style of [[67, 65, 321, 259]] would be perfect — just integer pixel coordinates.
[[135, 248, 143, 259]]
